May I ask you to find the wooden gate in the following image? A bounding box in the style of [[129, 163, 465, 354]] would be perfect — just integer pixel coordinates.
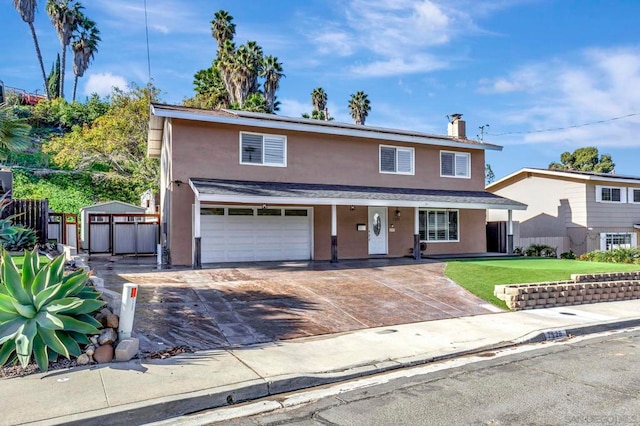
[[88, 213, 159, 255], [48, 213, 79, 248]]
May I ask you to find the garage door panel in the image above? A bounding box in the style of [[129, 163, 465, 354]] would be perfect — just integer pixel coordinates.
[[200, 207, 311, 263]]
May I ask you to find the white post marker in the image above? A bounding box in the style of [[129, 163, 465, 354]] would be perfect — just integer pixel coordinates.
[[118, 283, 139, 341], [157, 243, 162, 266]]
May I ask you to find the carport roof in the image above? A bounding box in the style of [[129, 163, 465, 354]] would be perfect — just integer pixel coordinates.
[[190, 178, 527, 210]]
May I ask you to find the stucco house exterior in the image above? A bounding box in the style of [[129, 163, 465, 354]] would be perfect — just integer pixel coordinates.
[[487, 168, 640, 255], [147, 105, 525, 267]]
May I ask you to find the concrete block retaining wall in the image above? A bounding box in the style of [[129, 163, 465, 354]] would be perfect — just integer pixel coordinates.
[[494, 272, 640, 310]]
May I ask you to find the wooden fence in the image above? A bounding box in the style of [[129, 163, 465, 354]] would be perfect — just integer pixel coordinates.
[[1, 198, 49, 244], [515, 236, 570, 256]]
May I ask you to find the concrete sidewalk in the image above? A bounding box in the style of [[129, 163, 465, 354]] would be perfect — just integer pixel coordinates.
[[3, 299, 640, 426]]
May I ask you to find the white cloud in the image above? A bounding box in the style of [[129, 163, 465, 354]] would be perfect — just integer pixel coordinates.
[[303, 0, 513, 77], [83, 73, 128, 96], [277, 98, 309, 118], [480, 47, 640, 148]]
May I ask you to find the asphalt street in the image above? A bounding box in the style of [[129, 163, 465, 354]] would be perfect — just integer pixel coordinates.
[[211, 329, 640, 425]]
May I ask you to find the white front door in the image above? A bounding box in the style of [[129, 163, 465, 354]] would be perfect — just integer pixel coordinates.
[[368, 206, 387, 255]]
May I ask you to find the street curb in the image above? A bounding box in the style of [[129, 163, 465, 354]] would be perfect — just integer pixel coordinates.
[[33, 317, 640, 426]]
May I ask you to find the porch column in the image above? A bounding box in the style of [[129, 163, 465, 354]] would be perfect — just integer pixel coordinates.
[[193, 200, 202, 269], [331, 204, 338, 263], [413, 207, 421, 260], [507, 209, 514, 255]]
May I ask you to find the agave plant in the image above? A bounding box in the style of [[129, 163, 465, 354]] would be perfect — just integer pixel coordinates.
[[0, 250, 105, 371], [2, 227, 37, 251]]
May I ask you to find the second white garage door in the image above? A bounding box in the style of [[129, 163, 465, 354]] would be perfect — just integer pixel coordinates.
[[200, 206, 312, 263]]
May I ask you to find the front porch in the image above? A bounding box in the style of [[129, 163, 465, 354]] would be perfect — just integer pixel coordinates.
[[188, 178, 526, 268]]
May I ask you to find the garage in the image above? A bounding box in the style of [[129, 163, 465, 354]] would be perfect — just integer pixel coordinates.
[[200, 206, 312, 263]]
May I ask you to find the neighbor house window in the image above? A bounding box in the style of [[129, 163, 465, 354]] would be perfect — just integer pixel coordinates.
[[240, 132, 286, 166], [418, 209, 459, 242], [440, 151, 470, 178], [595, 185, 625, 203], [600, 233, 637, 251], [628, 188, 640, 204], [379, 145, 414, 175]]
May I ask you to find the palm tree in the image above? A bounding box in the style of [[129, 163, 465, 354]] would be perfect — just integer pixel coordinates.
[[348, 91, 371, 125], [311, 87, 327, 112], [231, 42, 263, 107], [0, 105, 31, 161], [47, 0, 84, 99], [261, 55, 284, 114], [13, 0, 51, 99], [71, 16, 100, 102], [210, 9, 235, 54]]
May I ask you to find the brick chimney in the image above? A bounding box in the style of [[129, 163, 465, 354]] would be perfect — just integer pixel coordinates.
[[447, 113, 466, 139]]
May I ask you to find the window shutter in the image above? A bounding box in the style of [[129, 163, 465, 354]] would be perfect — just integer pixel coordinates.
[[455, 154, 469, 177], [241, 133, 263, 164], [397, 149, 413, 173], [595, 186, 603, 202], [380, 147, 396, 172], [264, 136, 285, 165], [619, 187, 627, 203], [441, 152, 454, 176]]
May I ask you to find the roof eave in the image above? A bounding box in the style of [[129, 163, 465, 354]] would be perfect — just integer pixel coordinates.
[[150, 104, 503, 152]]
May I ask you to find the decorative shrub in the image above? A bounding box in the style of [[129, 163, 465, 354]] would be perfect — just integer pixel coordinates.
[[579, 248, 640, 264], [560, 250, 576, 260], [2, 228, 38, 252], [524, 244, 557, 258], [0, 250, 105, 371]]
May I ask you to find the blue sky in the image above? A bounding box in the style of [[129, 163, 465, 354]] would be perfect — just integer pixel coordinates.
[[2, 0, 640, 180]]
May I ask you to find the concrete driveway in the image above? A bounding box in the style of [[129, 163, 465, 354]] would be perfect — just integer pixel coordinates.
[[89, 257, 496, 353]]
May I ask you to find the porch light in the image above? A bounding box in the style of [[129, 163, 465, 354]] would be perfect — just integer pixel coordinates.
[[395, 208, 401, 219], [350, 205, 356, 211]]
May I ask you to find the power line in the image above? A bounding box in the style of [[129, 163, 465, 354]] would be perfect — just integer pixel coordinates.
[[487, 111, 640, 137], [144, 0, 152, 85]]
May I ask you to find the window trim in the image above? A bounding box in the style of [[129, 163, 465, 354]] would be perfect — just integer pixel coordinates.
[[440, 150, 471, 179], [239, 131, 287, 167], [595, 185, 626, 203], [418, 208, 460, 243], [600, 232, 637, 251], [628, 188, 640, 204], [378, 145, 415, 175]]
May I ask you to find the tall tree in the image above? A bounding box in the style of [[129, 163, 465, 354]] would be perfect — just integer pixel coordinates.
[[485, 164, 495, 185], [210, 9, 235, 54], [261, 55, 284, 114], [13, 0, 51, 99], [549, 147, 615, 173], [348, 91, 371, 125], [0, 104, 31, 161], [71, 15, 100, 102], [47, 53, 61, 98], [311, 87, 327, 112], [47, 0, 84, 99]]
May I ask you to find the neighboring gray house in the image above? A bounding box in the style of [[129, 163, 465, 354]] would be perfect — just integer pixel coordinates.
[[79, 201, 146, 250], [487, 168, 640, 255]]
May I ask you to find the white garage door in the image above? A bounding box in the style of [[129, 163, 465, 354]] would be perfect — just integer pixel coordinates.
[[200, 207, 312, 263]]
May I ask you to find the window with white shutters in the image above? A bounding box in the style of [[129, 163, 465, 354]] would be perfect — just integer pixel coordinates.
[[628, 188, 640, 204], [240, 132, 286, 166], [379, 145, 414, 175], [418, 209, 459, 242], [440, 151, 470, 178]]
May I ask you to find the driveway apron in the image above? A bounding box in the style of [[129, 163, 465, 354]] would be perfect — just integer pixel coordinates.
[[89, 257, 494, 353]]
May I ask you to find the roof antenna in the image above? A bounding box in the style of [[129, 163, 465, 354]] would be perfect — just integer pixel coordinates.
[[477, 124, 489, 142]]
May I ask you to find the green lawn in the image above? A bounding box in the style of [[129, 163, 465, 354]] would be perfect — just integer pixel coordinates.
[[10, 255, 50, 268], [445, 258, 640, 309]]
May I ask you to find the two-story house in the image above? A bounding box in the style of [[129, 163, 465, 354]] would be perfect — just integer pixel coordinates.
[[147, 105, 525, 267], [487, 168, 640, 255]]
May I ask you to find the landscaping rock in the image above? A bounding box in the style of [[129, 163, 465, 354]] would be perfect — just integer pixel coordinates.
[[106, 314, 119, 329], [93, 344, 114, 363], [98, 328, 117, 345], [76, 353, 90, 365], [90, 335, 99, 346], [115, 338, 139, 362]]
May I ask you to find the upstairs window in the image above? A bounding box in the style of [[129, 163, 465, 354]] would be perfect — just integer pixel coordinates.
[[595, 185, 625, 203], [379, 145, 414, 175], [440, 151, 470, 178], [240, 132, 286, 167], [628, 188, 640, 204]]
